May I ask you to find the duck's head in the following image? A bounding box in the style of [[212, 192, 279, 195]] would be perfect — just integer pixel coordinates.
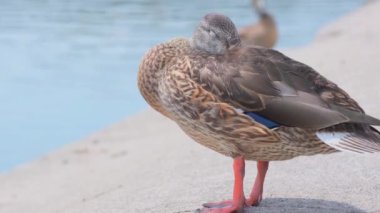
[[191, 13, 241, 54]]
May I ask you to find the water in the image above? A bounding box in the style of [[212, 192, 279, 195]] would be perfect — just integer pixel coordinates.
[[0, 0, 364, 172]]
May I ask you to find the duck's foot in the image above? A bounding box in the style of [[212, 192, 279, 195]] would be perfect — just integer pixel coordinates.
[[201, 200, 244, 213], [202, 200, 233, 208], [201, 157, 246, 213], [246, 161, 269, 207], [245, 192, 262, 206]]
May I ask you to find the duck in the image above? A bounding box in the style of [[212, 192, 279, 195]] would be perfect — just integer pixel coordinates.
[[239, 0, 278, 48], [137, 13, 380, 213]]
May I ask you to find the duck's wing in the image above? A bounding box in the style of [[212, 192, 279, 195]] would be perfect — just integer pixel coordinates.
[[162, 57, 280, 143], [198, 47, 380, 129]]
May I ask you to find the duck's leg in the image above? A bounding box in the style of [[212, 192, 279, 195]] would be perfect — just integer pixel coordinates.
[[201, 156, 246, 213], [246, 161, 269, 206]]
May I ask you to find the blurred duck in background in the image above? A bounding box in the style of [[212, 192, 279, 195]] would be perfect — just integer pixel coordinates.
[[239, 0, 278, 48]]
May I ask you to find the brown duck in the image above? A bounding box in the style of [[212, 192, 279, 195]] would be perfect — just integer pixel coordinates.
[[239, 0, 278, 48], [138, 13, 380, 213]]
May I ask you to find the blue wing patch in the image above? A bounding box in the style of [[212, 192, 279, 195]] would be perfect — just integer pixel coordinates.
[[244, 112, 280, 129]]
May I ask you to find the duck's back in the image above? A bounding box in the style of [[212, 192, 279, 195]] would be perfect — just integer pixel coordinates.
[[195, 46, 380, 129]]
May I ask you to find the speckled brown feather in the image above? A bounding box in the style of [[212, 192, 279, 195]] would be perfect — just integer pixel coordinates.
[[138, 38, 190, 119]]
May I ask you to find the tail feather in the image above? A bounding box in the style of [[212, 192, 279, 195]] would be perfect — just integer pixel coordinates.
[[316, 124, 380, 154]]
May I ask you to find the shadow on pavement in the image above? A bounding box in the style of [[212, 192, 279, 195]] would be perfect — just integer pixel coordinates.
[[246, 198, 366, 213], [187, 197, 366, 213]]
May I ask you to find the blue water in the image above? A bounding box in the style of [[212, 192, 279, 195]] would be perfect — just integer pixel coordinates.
[[0, 0, 364, 172]]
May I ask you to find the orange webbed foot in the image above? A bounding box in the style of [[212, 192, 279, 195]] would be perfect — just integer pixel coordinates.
[[201, 199, 245, 213]]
